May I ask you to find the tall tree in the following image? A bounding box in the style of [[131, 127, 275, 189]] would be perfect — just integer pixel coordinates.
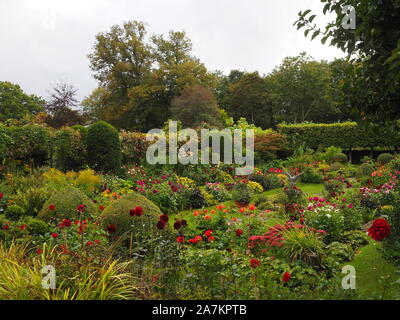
[[170, 85, 222, 128], [226, 72, 273, 129], [0, 81, 44, 122], [295, 0, 400, 124], [86, 22, 216, 131], [268, 53, 338, 124]]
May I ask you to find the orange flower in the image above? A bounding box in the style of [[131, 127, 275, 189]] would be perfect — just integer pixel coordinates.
[[223, 209, 229, 213], [211, 210, 216, 214], [231, 217, 238, 221], [193, 210, 199, 217], [204, 215, 211, 220], [249, 204, 256, 211], [240, 207, 246, 213]]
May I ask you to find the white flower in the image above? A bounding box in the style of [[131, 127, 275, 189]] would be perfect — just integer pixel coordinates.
[[326, 214, 332, 218]]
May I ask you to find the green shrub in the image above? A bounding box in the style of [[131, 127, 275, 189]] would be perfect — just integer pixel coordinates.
[[327, 162, 343, 172], [120, 130, 150, 165], [71, 125, 88, 141], [357, 163, 375, 177], [361, 156, 372, 164], [278, 122, 400, 150], [5, 124, 52, 166], [264, 174, 282, 190], [332, 153, 348, 164], [13, 187, 51, 217], [387, 156, 400, 171], [326, 242, 354, 262], [26, 217, 49, 235], [301, 168, 323, 184], [248, 173, 269, 190], [55, 127, 87, 171], [37, 186, 97, 222], [99, 192, 163, 239], [0, 127, 13, 161], [342, 230, 370, 248], [232, 183, 252, 204], [4, 205, 25, 221], [377, 153, 393, 165], [87, 121, 122, 173], [188, 188, 207, 209]]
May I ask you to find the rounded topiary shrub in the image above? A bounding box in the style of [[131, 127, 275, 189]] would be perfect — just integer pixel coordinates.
[[5, 205, 25, 221], [332, 153, 348, 164], [357, 163, 375, 177], [327, 162, 343, 172], [55, 127, 87, 171], [37, 186, 97, 222], [99, 192, 164, 239], [87, 121, 122, 173], [377, 153, 393, 165]]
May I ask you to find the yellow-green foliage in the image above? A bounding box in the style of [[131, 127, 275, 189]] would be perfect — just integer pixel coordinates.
[[0, 242, 137, 300], [99, 192, 163, 238], [71, 169, 101, 194], [37, 186, 97, 222], [247, 180, 264, 193]]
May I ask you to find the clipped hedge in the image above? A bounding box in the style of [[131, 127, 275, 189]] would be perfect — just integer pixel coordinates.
[[278, 122, 400, 150], [4, 124, 52, 165], [55, 127, 86, 171], [87, 121, 122, 173], [37, 186, 97, 222]]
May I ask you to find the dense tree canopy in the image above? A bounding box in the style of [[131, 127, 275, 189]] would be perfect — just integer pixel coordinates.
[[170, 85, 222, 128], [0, 81, 44, 122], [85, 21, 216, 132], [294, 0, 400, 124]]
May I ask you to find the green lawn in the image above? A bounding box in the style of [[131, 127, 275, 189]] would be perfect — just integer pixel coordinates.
[[344, 242, 400, 299]]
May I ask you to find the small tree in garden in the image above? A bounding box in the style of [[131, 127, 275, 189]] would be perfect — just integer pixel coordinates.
[[87, 121, 122, 173]]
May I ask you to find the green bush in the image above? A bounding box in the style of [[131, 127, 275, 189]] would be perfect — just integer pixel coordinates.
[[55, 127, 87, 171], [332, 153, 348, 164], [188, 188, 207, 209], [13, 187, 51, 217], [356, 163, 375, 177], [248, 173, 269, 190], [0, 127, 13, 161], [232, 183, 252, 204], [26, 217, 49, 235], [264, 174, 282, 190], [87, 121, 122, 173], [99, 192, 163, 239], [377, 153, 393, 165], [327, 162, 343, 172], [387, 156, 400, 171], [5, 124, 52, 166], [301, 168, 323, 184], [4, 205, 25, 221], [37, 186, 97, 222], [278, 122, 400, 150]]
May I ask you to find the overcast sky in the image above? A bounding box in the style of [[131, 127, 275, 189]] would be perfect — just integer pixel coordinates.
[[0, 0, 345, 102]]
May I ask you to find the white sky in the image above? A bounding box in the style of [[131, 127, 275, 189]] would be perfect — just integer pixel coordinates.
[[0, 0, 345, 101]]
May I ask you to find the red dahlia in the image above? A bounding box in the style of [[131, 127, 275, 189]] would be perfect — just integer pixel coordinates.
[[236, 229, 243, 237], [368, 218, 391, 242], [106, 224, 116, 234], [282, 272, 291, 283], [249, 258, 261, 269]]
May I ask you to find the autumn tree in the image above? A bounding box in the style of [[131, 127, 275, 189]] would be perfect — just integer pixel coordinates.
[[85, 22, 216, 132], [45, 82, 85, 128]]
